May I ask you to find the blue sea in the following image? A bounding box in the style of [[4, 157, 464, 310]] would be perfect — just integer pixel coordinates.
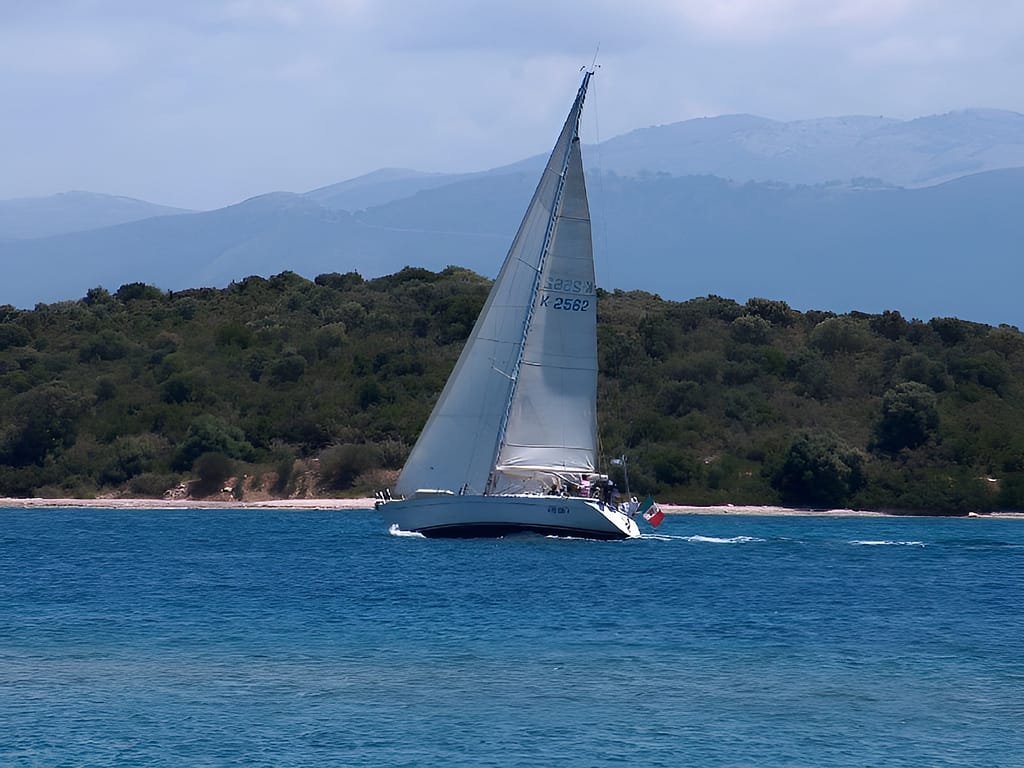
[[1, 508, 1022, 767]]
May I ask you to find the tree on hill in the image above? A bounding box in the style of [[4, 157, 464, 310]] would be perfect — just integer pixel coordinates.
[[874, 382, 939, 454], [772, 432, 865, 508]]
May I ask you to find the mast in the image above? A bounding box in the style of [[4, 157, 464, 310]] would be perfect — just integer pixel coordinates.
[[485, 70, 593, 494]]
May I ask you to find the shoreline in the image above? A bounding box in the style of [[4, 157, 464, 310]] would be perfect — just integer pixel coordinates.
[[0, 497, 374, 510], [2, 497, 1023, 518]]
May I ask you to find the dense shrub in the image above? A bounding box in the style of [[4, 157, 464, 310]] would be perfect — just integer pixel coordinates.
[[772, 432, 865, 508], [173, 416, 255, 470], [116, 282, 163, 302], [192, 452, 235, 495], [4, 268, 1024, 512], [874, 383, 939, 454], [319, 444, 381, 490]]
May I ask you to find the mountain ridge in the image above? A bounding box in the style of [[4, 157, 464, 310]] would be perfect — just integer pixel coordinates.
[[3, 166, 1022, 326], [3, 107, 1023, 324], [0, 191, 190, 240]]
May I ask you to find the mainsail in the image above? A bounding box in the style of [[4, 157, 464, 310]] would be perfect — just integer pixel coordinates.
[[395, 72, 596, 497]]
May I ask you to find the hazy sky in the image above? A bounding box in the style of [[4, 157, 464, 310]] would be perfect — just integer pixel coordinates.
[[3, 0, 1022, 210]]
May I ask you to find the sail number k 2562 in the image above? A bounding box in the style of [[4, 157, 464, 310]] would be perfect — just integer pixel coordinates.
[[540, 295, 590, 312]]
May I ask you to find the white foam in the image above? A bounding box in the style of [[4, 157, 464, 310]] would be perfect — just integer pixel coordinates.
[[685, 535, 765, 544], [850, 540, 925, 547], [388, 524, 425, 538]]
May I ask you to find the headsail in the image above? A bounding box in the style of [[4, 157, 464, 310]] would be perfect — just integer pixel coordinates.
[[394, 73, 595, 497], [493, 117, 597, 477]]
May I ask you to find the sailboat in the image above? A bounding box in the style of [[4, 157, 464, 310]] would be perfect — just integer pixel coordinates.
[[378, 71, 642, 540]]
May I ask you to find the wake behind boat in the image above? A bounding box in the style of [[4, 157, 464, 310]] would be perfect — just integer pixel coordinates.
[[378, 71, 655, 540]]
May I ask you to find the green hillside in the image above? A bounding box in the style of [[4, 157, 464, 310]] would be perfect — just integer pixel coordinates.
[[2, 267, 1023, 513]]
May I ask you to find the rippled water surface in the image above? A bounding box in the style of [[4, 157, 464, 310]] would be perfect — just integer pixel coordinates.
[[2, 508, 1022, 767]]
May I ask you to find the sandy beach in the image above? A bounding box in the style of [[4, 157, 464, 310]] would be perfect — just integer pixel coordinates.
[[0, 497, 375, 510], [3, 496, 1023, 518], [659, 506, 1021, 518]]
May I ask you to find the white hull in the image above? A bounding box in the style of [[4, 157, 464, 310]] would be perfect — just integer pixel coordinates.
[[380, 494, 640, 540]]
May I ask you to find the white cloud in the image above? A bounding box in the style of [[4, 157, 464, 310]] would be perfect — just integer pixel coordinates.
[[853, 33, 963, 67], [1, 1, 1022, 208], [660, 0, 917, 40], [0, 25, 126, 77], [219, 0, 306, 25]]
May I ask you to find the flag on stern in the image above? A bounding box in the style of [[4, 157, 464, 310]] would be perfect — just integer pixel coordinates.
[[638, 495, 664, 527]]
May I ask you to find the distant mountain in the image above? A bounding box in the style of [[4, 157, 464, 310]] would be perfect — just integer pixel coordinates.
[[591, 168, 1024, 325], [0, 191, 190, 239], [352, 167, 1024, 326], [296, 109, 1024, 214], [4, 107, 1023, 323], [0, 188, 518, 307], [4, 168, 1024, 327], [593, 109, 1024, 188], [305, 168, 479, 211], [3, 193, 359, 305]]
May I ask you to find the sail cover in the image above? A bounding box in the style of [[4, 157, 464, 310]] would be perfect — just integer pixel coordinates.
[[395, 74, 595, 496]]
